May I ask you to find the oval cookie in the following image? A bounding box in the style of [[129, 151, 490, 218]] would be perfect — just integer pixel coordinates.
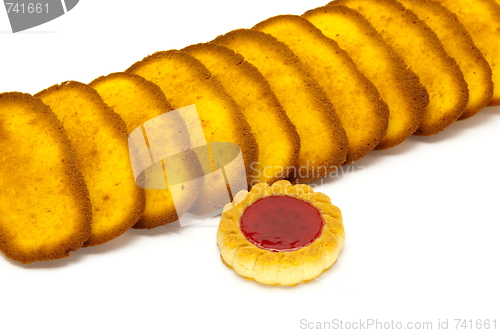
[[36, 82, 145, 246], [0, 92, 91, 263]]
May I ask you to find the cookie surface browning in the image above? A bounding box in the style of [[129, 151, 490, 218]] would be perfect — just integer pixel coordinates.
[[397, 0, 493, 119], [183, 43, 300, 185], [218, 181, 344, 286], [431, 0, 500, 106], [127, 50, 258, 215], [253, 15, 389, 163], [303, 5, 427, 149], [213, 29, 348, 183], [331, 0, 468, 136], [0, 92, 92, 263], [36, 82, 144, 246], [90, 73, 199, 228]]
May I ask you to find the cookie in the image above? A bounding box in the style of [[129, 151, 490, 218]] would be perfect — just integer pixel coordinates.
[[35, 81, 145, 246], [213, 29, 348, 183], [218, 181, 344, 286], [126, 50, 258, 215], [431, 0, 500, 106], [303, 5, 427, 149], [331, 0, 468, 136], [253, 14, 389, 163], [183, 43, 300, 185], [90, 72, 201, 228], [397, 0, 493, 119], [0, 92, 91, 263]]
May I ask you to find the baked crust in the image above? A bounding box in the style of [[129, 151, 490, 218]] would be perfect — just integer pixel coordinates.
[[303, 5, 428, 149], [397, 0, 493, 119], [213, 29, 348, 183], [0, 92, 92, 263], [127, 50, 258, 215], [217, 180, 344, 286], [253, 14, 389, 163], [431, 0, 500, 106], [183, 43, 300, 186], [35, 81, 145, 246], [331, 0, 468, 136], [90, 72, 199, 229]]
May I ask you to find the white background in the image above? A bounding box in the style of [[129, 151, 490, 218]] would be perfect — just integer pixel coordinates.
[[1, 1, 499, 332]]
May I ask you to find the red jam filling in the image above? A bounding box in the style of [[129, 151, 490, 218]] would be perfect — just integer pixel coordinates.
[[240, 196, 324, 252]]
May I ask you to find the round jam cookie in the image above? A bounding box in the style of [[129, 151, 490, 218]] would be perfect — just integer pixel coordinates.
[[218, 181, 345, 286]]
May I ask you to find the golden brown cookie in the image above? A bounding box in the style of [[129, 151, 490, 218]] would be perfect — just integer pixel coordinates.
[[0, 92, 92, 263], [303, 5, 428, 149], [35, 82, 145, 246], [431, 0, 500, 106], [90, 72, 201, 229], [253, 15, 389, 163], [126, 50, 258, 215], [183, 43, 300, 186], [218, 181, 344, 286], [330, 0, 468, 136], [213, 29, 348, 183], [397, 0, 493, 119]]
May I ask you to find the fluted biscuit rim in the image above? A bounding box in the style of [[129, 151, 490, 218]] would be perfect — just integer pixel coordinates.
[[217, 180, 344, 286]]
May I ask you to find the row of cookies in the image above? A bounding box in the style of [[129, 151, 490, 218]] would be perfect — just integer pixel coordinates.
[[128, 0, 498, 201], [1, 0, 499, 263], [0, 84, 144, 264]]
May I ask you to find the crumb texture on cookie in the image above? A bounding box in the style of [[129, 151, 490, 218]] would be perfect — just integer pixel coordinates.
[[126, 50, 257, 177], [90, 72, 200, 229], [217, 181, 344, 286], [303, 5, 427, 149], [183, 43, 300, 185], [36, 81, 144, 246], [0, 92, 92, 263], [253, 14, 389, 163], [396, 0, 493, 119], [331, 0, 468, 136], [127, 50, 258, 215], [213, 29, 348, 183], [431, 0, 500, 106]]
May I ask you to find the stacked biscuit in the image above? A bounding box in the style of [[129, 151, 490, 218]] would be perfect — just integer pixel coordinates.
[[1, 0, 499, 264]]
